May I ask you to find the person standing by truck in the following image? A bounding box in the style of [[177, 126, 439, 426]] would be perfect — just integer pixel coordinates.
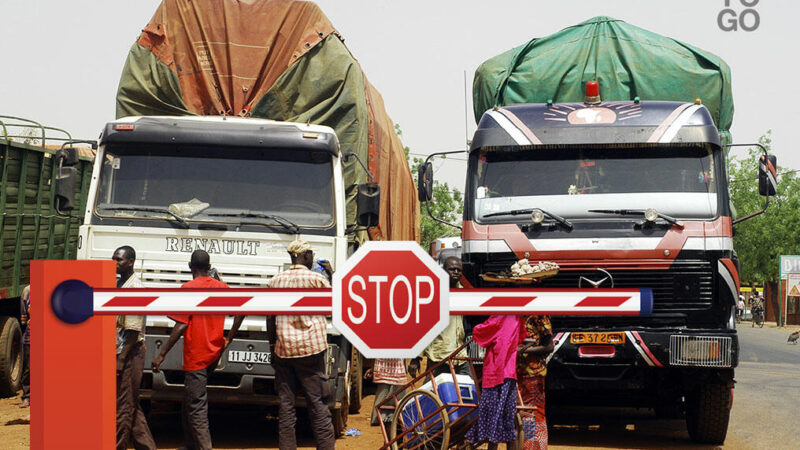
[[19, 286, 30, 409], [517, 316, 554, 450], [267, 239, 335, 450], [408, 256, 469, 377], [151, 250, 230, 450], [113, 246, 156, 450]]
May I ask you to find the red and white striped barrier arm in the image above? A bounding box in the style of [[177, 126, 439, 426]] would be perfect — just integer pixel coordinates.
[[449, 288, 650, 315], [93, 288, 333, 315], [93, 287, 652, 316]]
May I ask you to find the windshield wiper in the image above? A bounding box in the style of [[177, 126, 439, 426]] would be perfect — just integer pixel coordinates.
[[99, 206, 189, 228], [207, 212, 300, 234], [588, 209, 684, 229], [484, 208, 573, 230]]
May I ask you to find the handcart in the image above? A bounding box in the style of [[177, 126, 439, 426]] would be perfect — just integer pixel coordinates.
[[375, 341, 538, 449]]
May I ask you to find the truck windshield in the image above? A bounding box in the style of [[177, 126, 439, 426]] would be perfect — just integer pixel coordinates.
[[473, 145, 718, 223], [95, 144, 335, 227]]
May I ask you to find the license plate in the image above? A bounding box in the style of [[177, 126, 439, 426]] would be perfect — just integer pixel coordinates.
[[228, 350, 271, 364], [570, 332, 626, 345]]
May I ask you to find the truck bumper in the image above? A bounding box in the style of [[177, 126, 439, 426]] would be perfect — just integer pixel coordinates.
[[547, 328, 738, 407], [140, 334, 348, 409]]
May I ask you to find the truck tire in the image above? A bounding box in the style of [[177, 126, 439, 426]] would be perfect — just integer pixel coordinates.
[[685, 383, 731, 444], [348, 349, 363, 414], [0, 317, 23, 397]]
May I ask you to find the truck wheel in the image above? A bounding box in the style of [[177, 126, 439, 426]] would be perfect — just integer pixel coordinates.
[[0, 317, 23, 397], [685, 383, 731, 444], [348, 349, 363, 414]]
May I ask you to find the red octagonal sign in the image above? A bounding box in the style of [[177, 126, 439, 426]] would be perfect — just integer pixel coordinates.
[[332, 241, 450, 359]]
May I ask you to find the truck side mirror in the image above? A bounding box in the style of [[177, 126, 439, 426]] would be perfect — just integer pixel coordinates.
[[758, 154, 777, 197], [417, 162, 433, 202], [54, 166, 78, 212], [56, 147, 79, 166], [356, 182, 380, 227]]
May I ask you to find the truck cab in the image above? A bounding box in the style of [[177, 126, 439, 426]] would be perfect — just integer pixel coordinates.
[[68, 116, 373, 432], [455, 90, 775, 444]]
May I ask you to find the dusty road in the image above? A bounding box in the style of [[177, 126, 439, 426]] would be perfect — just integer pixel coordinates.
[[2, 323, 799, 449]]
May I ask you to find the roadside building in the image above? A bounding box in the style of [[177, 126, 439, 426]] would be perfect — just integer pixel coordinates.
[[776, 256, 800, 326]]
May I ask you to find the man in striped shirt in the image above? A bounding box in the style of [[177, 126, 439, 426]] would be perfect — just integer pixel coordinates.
[[268, 239, 334, 450]]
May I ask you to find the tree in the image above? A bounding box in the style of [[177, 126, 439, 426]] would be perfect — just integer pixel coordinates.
[[728, 131, 800, 319], [395, 125, 463, 251]]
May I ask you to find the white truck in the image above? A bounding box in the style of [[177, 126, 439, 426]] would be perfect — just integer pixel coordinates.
[[55, 115, 381, 433]]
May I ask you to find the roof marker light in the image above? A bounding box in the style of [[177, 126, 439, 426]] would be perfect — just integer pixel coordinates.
[[114, 124, 135, 131], [694, 98, 702, 105], [585, 81, 601, 105]]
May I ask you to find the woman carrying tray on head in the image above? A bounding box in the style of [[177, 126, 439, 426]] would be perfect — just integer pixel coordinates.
[[465, 315, 525, 449], [517, 316, 554, 449]]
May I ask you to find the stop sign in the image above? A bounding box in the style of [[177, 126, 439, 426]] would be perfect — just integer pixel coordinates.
[[332, 241, 450, 359]]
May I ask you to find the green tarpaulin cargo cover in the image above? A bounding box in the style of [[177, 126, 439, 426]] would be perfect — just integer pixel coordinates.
[[473, 16, 733, 143]]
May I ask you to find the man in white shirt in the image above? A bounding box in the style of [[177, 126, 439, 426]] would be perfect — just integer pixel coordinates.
[[113, 246, 155, 450]]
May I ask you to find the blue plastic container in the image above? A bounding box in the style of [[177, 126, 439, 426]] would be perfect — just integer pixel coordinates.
[[399, 374, 478, 438]]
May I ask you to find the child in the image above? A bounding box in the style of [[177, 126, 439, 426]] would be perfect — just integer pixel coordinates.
[[466, 315, 524, 448]]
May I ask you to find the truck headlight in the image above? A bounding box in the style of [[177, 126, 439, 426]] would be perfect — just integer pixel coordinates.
[[669, 335, 732, 367]]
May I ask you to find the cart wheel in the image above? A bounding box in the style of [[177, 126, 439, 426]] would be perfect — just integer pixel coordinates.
[[390, 388, 450, 450]]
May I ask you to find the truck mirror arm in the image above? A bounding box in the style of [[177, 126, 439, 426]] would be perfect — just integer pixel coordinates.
[[421, 150, 466, 231], [726, 143, 773, 225], [731, 198, 769, 225], [426, 201, 461, 231], [342, 152, 374, 182]]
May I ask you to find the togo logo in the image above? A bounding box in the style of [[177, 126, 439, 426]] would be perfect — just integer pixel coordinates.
[[718, 0, 760, 32]]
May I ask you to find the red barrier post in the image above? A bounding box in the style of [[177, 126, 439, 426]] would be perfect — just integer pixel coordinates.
[[31, 260, 116, 450]]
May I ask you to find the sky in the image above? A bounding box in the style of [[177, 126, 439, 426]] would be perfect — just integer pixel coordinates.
[[1, 0, 794, 189]]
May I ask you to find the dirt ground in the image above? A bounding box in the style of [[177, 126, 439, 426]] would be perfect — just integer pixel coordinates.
[[4, 322, 799, 449], [0, 392, 29, 450], [0, 391, 386, 450]]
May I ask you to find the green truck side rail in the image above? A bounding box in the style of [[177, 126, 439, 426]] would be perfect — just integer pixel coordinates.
[[0, 119, 93, 300]]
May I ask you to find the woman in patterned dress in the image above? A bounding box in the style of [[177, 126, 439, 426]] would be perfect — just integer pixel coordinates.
[[465, 315, 525, 449], [517, 315, 554, 450]]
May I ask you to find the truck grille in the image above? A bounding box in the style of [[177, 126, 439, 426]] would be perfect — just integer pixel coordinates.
[[139, 265, 273, 288], [535, 261, 714, 312]]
